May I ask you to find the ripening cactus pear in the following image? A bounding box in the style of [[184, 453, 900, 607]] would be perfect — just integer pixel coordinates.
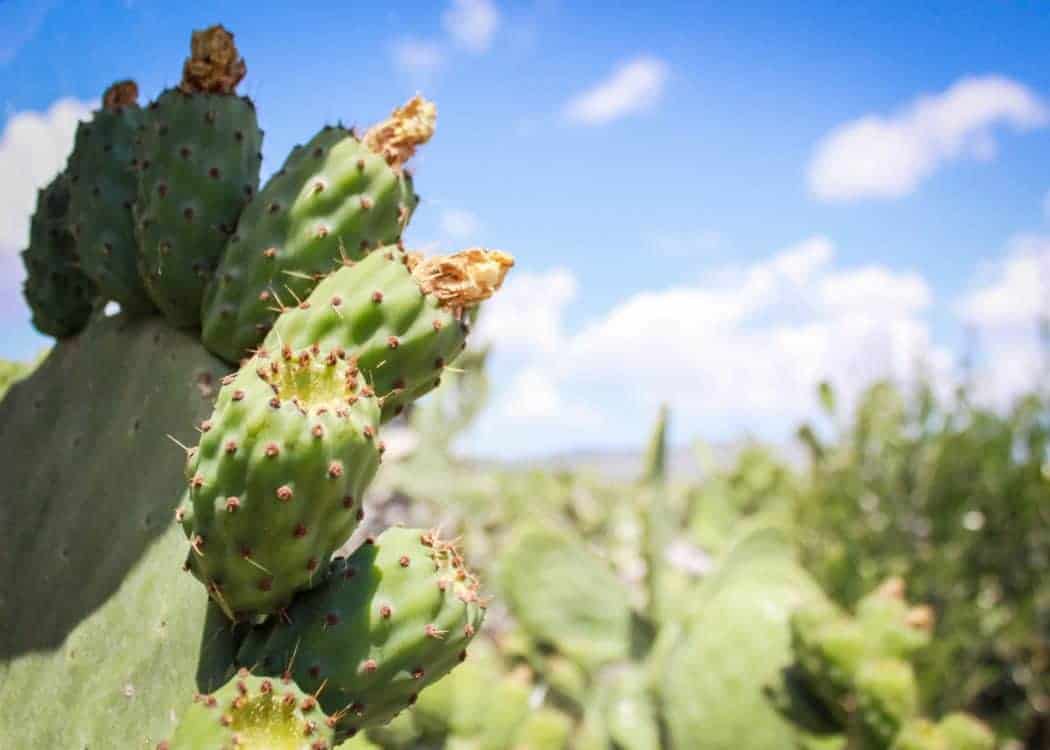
[[236, 527, 485, 738], [262, 245, 514, 421], [178, 340, 383, 619], [200, 96, 436, 363], [136, 24, 263, 328], [67, 80, 154, 312], [20, 173, 98, 337], [163, 669, 335, 750]]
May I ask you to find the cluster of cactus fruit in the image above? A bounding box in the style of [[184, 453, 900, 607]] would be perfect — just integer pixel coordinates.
[[15, 23, 511, 749]]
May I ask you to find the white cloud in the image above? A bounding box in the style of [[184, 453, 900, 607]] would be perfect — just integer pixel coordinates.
[[959, 234, 1049, 328], [0, 98, 93, 253], [957, 234, 1050, 405], [469, 238, 949, 457], [564, 57, 669, 126], [440, 209, 481, 240], [442, 0, 500, 53], [390, 38, 445, 76], [808, 76, 1049, 201]]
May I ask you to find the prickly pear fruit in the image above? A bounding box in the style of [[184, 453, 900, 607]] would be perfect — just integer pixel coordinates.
[[236, 527, 485, 738], [67, 80, 153, 312], [136, 24, 263, 328], [262, 246, 513, 421], [20, 173, 97, 337], [201, 97, 437, 363], [178, 343, 382, 619], [855, 577, 934, 659], [790, 607, 868, 712], [851, 658, 919, 748], [164, 669, 335, 750]]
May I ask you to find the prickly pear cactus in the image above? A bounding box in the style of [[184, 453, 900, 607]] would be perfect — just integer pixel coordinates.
[[177, 342, 383, 618], [236, 527, 485, 737], [67, 80, 154, 313], [263, 246, 514, 421], [164, 670, 335, 750], [20, 172, 97, 337], [200, 97, 435, 363], [136, 24, 263, 328], [0, 314, 233, 747], [658, 526, 828, 750]]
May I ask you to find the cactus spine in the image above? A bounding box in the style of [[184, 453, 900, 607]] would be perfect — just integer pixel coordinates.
[[136, 24, 263, 328]]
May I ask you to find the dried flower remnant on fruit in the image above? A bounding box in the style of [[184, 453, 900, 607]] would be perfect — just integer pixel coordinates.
[[363, 96, 437, 168], [180, 24, 246, 94], [409, 248, 514, 315], [103, 80, 139, 110]]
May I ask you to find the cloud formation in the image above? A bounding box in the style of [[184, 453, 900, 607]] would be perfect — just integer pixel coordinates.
[[471, 237, 949, 456], [564, 57, 669, 126], [0, 97, 93, 254], [808, 76, 1048, 201], [440, 209, 481, 240], [442, 0, 500, 53]]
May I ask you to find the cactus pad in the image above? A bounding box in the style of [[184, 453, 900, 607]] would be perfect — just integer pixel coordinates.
[[20, 172, 98, 337], [136, 25, 263, 328], [236, 527, 485, 737], [67, 80, 153, 313]]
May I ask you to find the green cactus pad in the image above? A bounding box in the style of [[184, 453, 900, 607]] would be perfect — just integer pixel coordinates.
[[497, 523, 632, 672], [180, 343, 383, 619], [511, 708, 574, 750], [200, 95, 438, 363], [659, 527, 827, 750], [164, 670, 335, 750], [260, 246, 513, 422], [67, 81, 153, 313], [236, 527, 485, 738], [0, 314, 235, 748], [136, 89, 262, 327], [20, 172, 98, 337]]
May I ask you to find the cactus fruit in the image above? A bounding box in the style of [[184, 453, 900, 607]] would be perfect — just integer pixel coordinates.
[[850, 658, 919, 748], [236, 527, 485, 737], [854, 577, 934, 660], [262, 246, 514, 421], [136, 25, 263, 328], [178, 341, 383, 619], [20, 173, 98, 337], [892, 715, 995, 750], [164, 669, 335, 750], [201, 97, 437, 363], [67, 80, 153, 312]]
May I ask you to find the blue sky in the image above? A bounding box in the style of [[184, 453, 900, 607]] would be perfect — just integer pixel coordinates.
[[1, 1, 1047, 457]]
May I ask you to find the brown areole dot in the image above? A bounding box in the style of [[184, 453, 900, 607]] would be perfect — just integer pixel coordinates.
[[276, 485, 293, 502]]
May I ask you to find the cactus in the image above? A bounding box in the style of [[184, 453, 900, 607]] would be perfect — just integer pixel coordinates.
[[67, 80, 154, 312], [892, 715, 995, 750], [177, 340, 383, 619], [201, 97, 436, 363], [163, 670, 335, 749], [260, 246, 513, 421], [136, 25, 263, 328], [236, 527, 485, 738], [497, 523, 633, 672], [20, 173, 98, 337]]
